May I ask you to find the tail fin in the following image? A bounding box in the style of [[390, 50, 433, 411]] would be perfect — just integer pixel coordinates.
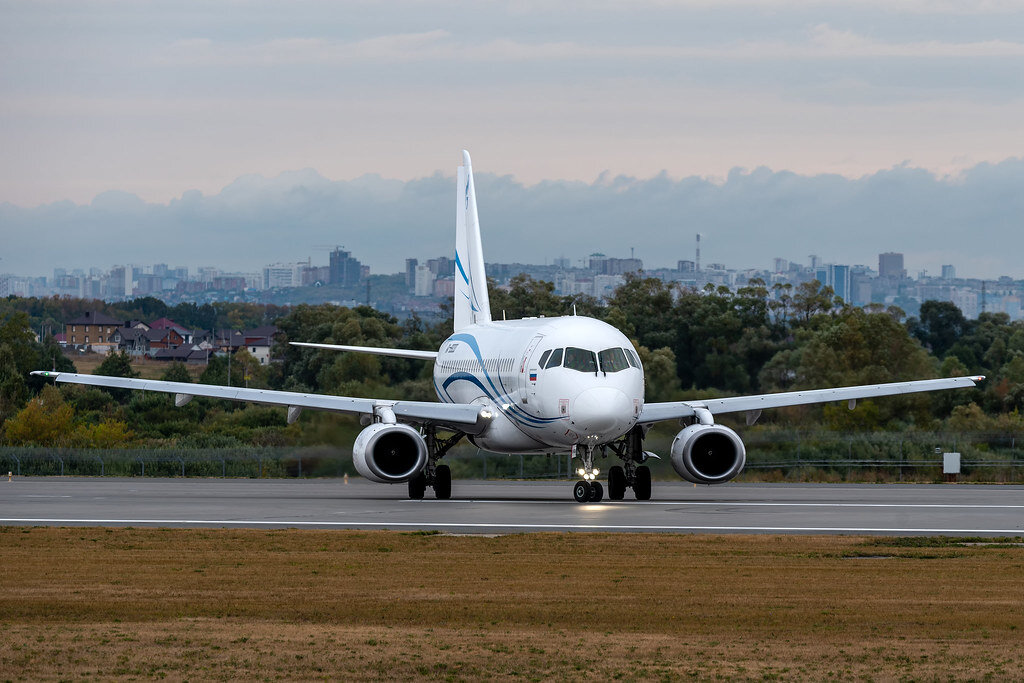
[[454, 150, 492, 331]]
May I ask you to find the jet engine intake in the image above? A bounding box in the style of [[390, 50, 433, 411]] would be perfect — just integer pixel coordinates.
[[670, 424, 746, 484], [352, 423, 428, 483]]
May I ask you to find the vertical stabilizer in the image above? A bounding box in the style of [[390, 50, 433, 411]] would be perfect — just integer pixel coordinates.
[[454, 150, 492, 331]]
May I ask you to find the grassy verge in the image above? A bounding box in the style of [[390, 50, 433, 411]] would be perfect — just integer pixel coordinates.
[[69, 353, 207, 380], [2, 528, 1023, 680]]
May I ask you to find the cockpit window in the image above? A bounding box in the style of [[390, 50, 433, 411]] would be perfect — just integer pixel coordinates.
[[598, 347, 630, 373], [563, 347, 597, 373], [545, 348, 563, 368], [538, 349, 551, 368], [623, 348, 640, 368]]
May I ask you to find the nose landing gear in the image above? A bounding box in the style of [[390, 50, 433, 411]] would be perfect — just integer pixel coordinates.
[[571, 445, 605, 503], [572, 479, 603, 503]]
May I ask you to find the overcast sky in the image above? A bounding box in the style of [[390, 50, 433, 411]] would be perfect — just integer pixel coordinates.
[[2, 0, 1023, 278]]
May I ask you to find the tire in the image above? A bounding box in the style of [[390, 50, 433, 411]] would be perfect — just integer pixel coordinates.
[[589, 481, 604, 502], [608, 466, 626, 500], [408, 472, 426, 500], [434, 464, 452, 500], [634, 465, 652, 501], [573, 480, 592, 503]]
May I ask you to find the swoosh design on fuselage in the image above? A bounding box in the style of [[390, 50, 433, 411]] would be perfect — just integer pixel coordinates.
[[436, 332, 562, 430]]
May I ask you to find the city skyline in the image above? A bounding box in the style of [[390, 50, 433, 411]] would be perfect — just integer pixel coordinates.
[[8, 243, 1023, 323]]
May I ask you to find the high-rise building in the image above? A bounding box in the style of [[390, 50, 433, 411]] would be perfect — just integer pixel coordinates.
[[405, 258, 418, 290], [941, 264, 956, 280], [830, 264, 850, 303], [262, 263, 305, 289], [414, 264, 435, 296], [427, 256, 455, 278], [329, 248, 362, 286], [878, 252, 905, 279]]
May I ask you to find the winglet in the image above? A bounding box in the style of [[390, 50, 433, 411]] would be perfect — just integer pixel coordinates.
[[454, 150, 492, 332]]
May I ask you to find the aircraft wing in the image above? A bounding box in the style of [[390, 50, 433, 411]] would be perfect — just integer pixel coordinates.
[[638, 376, 984, 425], [30, 371, 490, 434], [290, 342, 438, 360]]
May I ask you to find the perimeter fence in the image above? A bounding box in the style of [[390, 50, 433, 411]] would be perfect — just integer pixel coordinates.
[[1, 431, 1022, 482]]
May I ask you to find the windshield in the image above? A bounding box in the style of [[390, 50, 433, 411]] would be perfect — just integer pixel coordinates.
[[564, 347, 598, 373], [545, 348, 563, 368], [598, 347, 630, 373]]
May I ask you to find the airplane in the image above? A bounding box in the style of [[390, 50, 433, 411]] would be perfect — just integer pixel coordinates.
[[34, 151, 984, 503]]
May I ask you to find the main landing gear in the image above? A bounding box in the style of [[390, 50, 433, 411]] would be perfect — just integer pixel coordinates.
[[571, 427, 653, 503], [408, 428, 465, 500]]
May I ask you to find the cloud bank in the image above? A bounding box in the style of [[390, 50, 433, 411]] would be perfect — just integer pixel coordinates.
[[2, 159, 1022, 281]]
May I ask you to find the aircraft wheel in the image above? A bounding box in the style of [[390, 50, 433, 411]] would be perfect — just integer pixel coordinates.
[[607, 466, 626, 500], [408, 472, 426, 500], [633, 465, 651, 501], [434, 465, 452, 500], [589, 481, 604, 502], [572, 480, 592, 503]]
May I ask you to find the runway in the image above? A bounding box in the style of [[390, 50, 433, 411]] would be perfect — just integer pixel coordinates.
[[1, 477, 1023, 535]]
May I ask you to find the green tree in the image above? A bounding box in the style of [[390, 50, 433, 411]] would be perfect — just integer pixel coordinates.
[[792, 280, 835, 322], [94, 350, 138, 379], [777, 307, 937, 426], [0, 344, 28, 423], [93, 349, 138, 402], [0, 311, 38, 375], [160, 362, 192, 383]]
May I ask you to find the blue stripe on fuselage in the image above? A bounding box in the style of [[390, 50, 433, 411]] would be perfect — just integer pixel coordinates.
[[442, 332, 561, 427]]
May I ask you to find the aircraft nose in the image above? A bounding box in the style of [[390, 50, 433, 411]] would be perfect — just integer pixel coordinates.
[[571, 387, 633, 438]]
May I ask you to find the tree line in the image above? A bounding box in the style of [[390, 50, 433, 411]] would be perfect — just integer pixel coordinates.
[[2, 276, 1023, 449]]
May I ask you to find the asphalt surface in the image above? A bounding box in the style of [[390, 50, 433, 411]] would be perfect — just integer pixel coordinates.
[[1, 477, 1023, 535]]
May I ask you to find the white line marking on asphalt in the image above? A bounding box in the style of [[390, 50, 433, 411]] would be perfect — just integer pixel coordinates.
[[0, 518, 1021, 534], [401, 500, 1024, 509]]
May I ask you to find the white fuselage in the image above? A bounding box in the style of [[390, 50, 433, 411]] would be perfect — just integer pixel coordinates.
[[432, 316, 645, 453]]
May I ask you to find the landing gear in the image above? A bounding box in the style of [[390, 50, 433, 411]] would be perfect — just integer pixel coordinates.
[[607, 465, 626, 500], [408, 428, 464, 500], [633, 465, 651, 501], [605, 425, 655, 501], [434, 464, 452, 500], [408, 472, 427, 500], [571, 445, 603, 504]]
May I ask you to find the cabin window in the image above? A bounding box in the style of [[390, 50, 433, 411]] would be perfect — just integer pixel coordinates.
[[538, 350, 551, 368], [563, 347, 597, 373], [598, 347, 630, 373], [545, 348, 563, 368]]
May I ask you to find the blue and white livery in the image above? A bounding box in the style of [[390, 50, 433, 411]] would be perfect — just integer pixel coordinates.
[[34, 151, 984, 503]]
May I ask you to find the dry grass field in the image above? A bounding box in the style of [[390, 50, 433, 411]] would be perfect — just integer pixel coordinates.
[[1, 528, 1023, 681], [67, 353, 207, 380]]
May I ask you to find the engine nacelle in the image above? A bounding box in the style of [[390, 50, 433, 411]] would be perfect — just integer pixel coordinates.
[[670, 424, 746, 485], [352, 423, 428, 483]]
